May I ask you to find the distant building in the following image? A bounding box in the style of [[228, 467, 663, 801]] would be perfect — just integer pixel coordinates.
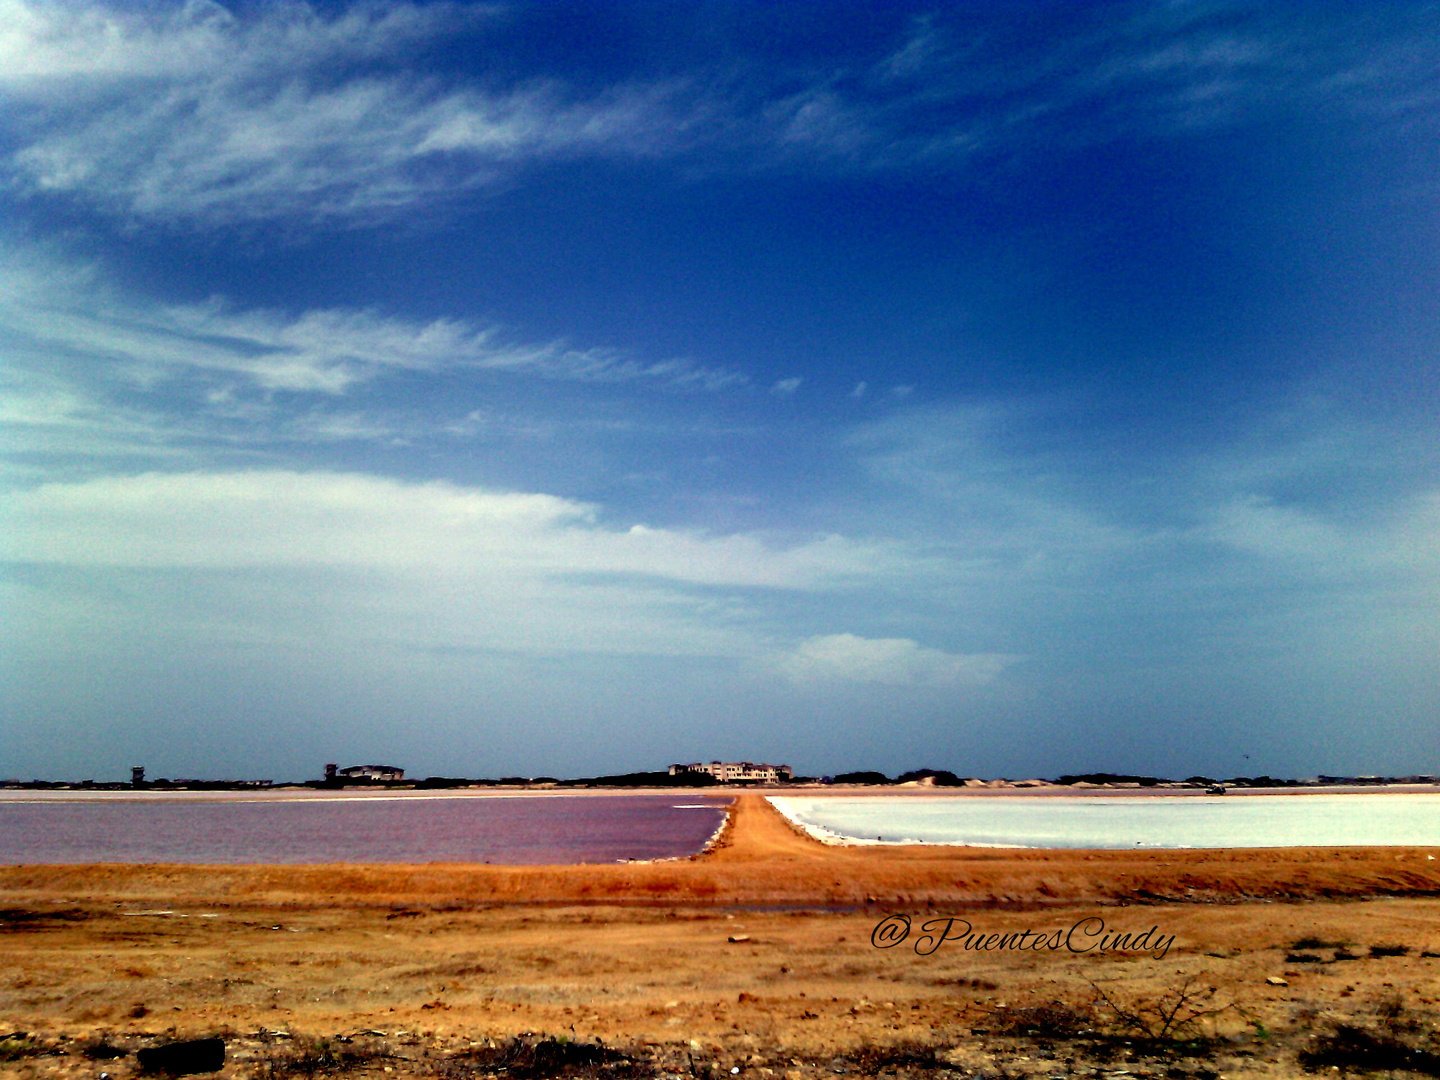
[[339, 764, 405, 782], [669, 761, 792, 783]]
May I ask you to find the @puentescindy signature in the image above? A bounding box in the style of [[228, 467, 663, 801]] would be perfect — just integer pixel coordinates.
[[871, 914, 1176, 960]]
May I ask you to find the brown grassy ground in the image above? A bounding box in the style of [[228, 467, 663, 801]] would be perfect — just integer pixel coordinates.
[[3, 794, 1440, 1079]]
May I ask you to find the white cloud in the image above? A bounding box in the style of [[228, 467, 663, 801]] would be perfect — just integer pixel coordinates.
[[1200, 491, 1440, 585], [1203, 495, 1348, 564], [1, 469, 905, 586], [0, 0, 469, 84], [0, 470, 927, 664], [774, 633, 1012, 688], [770, 377, 802, 397]]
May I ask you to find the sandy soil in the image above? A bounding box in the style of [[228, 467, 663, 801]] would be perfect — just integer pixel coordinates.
[[3, 794, 1440, 1079]]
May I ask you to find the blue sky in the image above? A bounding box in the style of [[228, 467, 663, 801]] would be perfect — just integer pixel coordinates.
[[2, 0, 1438, 783]]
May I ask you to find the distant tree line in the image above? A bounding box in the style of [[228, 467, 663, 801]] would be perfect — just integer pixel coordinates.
[[13, 766, 1430, 791], [410, 770, 720, 789]]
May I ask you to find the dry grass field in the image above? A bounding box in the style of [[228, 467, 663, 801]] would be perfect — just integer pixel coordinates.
[[3, 794, 1440, 1079]]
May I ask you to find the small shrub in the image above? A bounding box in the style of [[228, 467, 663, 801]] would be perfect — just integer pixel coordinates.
[[1369, 943, 1411, 958], [0, 1035, 44, 1063], [1290, 935, 1335, 950], [80, 1039, 128, 1060], [846, 1039, 941, 1072], [931, 975, 998, 990], [1299, 1024, 1440, 1077], [991, 1000, 1093, 1037], [1371, 991, 1426, 1036]]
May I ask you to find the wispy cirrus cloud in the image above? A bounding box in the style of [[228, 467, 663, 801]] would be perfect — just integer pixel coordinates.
[[847, 395, 1440, 638], [13, 77, 693, 224], [882, 2, 1438, 142], [1, 0, 700, 224], [5, 2, 1434, 227], [143, 300, 741, 393], [0, 239, 743, 461], [0, 237, 750, 490], [849, 401, 1137, 571]]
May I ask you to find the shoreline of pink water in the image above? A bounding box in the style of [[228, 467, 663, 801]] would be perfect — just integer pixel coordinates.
[[0, 792, 730, 865]]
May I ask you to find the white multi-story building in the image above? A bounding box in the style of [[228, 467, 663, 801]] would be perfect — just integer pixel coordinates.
[[338, 764, 405, 782], [668, 761, 793, 783]]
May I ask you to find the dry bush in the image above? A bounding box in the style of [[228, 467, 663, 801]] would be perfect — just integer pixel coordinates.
[[1085, 978, 1242, 1047], [256, 1035, 392, 1079], [434, 1036, 651, 1080]]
